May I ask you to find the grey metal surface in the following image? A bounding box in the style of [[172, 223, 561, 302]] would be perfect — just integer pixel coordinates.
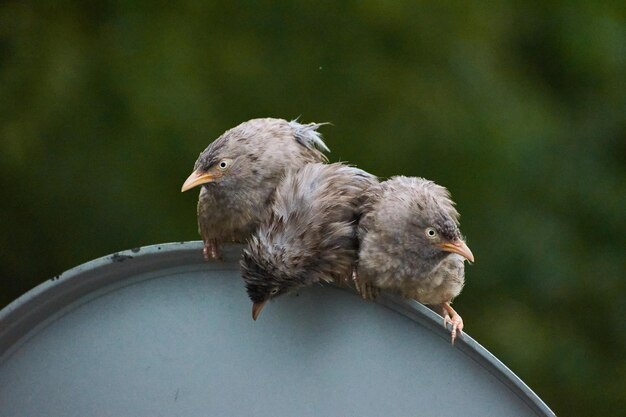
[[0, 242, 555, 417]]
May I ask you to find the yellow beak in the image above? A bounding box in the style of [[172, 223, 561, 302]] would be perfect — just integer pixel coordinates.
[[181, 170, 215, 192], [439, 240, 475, 263], [252, 301, 267, 321]]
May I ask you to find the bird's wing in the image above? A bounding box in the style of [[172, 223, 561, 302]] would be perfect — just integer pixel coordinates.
[[266, 163, 377, 280]]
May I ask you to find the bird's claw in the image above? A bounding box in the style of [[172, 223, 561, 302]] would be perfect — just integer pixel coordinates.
[[351, 267, 380, 300], [441, 303, 464, 345], [203, 241, 221, 261]]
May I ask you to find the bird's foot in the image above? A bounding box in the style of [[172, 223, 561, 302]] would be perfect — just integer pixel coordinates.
[[203, 241, 221, 261], [441, 303, 463, 345], [351, 267, 380, 300]]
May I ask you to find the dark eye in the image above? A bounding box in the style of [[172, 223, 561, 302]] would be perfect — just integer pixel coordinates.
[[270, 287, 279, 295], [425, 227, 437, 239]]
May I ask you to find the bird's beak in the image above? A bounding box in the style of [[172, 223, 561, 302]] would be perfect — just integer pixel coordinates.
[[181, 170, 214, 192], [439, 240, 475, 263], [252, 301, 267, 321]]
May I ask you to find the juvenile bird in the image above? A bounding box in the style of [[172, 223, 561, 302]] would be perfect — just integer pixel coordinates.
[[181, 118, 329, 260], [241, 162, 378, 320], [357, 176, 474, 344]]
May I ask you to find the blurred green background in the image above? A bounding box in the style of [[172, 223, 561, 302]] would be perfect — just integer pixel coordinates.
[[1, 1, 624, 415]]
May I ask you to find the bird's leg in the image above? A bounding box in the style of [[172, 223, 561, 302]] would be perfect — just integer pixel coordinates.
[[365, 283, 380, 300], [351, 265, 380, 300], [351, 265, 358, 284], [203, 240, 221, 261], [441, 302, 463, 345]]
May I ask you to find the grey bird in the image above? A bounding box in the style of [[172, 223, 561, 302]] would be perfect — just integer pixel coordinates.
[[241, 162, 378, 320], [357, 176, 474, 344], [181, 118, 329, 260]]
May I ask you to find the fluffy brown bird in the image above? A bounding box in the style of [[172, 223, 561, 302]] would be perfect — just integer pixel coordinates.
[[241, 162, 378, 320], [357, 176, 474, 343], [181, 118, 329, 260]]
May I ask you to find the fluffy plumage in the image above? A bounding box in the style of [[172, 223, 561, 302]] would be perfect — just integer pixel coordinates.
[[357, 176, 474, 343], [241, 162, 378, 319], [181, 118, 329, 259]]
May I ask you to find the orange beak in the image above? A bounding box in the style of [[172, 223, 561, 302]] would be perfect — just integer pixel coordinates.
[[252, 301, 267, 321], [181, 170, 215, 192], [439, 239, 474, 263]]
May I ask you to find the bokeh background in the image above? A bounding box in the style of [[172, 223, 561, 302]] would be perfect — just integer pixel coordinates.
[[1, 2, 624, 415]]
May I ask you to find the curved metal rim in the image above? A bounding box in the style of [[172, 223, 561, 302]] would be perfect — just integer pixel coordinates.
[[0, 241, 555, 417]]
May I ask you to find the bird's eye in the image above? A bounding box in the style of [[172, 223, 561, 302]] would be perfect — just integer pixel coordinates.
[[270, 287, 279, 295], [217, 159, 231, 171], [425, 227, 437, 239]]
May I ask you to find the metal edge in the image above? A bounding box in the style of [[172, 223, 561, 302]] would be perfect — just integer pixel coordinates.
[[377, 296, 556, 417], [0, 241, 555, 416], [0, 242, 231, 358]]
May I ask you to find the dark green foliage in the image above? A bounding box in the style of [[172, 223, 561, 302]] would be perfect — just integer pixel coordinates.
[[1, 2, 624, 415]]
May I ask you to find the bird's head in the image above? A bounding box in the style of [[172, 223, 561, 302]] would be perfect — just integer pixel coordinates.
[[415, 214, 474, 263], [181, 118, 329, 193], [388, 176, 474, 264], [181, 158, 233, 191], [181, 119, 274, 192], [240, 242, 302, 321], [180, 135, 246, 192]]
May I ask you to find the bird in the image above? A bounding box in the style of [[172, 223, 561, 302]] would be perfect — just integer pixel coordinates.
[[240, 162, 378, 320], [181, 118, 330, 260], [356, 176, 474, 344]]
